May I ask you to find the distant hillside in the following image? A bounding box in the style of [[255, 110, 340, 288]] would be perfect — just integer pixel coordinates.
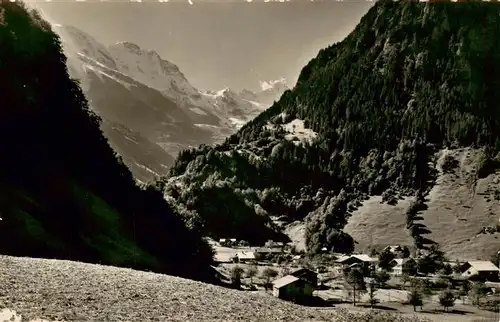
[[163, 0, 500, 258], [344, 147, 500, 261], [100, 120, 174, 184], [0, 2, 214, 281]]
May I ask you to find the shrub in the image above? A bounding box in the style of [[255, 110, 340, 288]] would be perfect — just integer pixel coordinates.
[[438, 288, 455, 312], [231, 266, 244, 288], [441, 154, 459, 173], [261, 267, 278, 290]]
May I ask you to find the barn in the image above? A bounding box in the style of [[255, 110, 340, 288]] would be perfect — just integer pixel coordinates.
[[272, 275, 314, 303], [459, 261, 500, 282]]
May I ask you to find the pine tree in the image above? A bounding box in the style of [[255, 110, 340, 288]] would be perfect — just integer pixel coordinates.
[[346, 268, 366, 306]]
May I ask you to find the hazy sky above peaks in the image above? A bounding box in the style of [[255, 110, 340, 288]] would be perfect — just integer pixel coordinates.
[[33, 1, 373, 92]]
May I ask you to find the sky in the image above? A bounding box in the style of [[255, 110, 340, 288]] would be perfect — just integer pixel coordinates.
[[32, 1, 373, 92]]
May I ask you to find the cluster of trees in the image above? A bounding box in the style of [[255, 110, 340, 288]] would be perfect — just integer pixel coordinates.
[[405, 277, 496, 313], [304, 191, 355, 254], [230, 265, 278, 290], [343, 265, 393, 308], [405, 193, 437, 250], [377, 245, 500, 313], [344, 247, 495, 313], [167, 1, 500, 254], [0, 2, 214, 282]]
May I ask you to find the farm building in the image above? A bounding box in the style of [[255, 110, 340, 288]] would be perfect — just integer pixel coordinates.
[[234, 251, 255, 263], [459, 261, 500, 281], [337, 254, 377, 266], [219, 238, 238, 247], [272, 275, 314, 303], [383, 245, 401, 253], [254, 247, 282, 260], [337, 254, 377, 275], [265, 240, 285, 248], [388, 258, 417, 276], [290, 268, 318, 288]]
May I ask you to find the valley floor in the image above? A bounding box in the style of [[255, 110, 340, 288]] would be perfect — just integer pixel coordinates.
[[0, 256, 425, 322]]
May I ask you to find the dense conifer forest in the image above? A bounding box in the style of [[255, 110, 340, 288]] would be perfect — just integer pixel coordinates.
[[166, 0, 500, 254]]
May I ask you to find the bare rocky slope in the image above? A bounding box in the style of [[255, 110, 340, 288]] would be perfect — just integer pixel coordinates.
[[0, 256, 427, 322]]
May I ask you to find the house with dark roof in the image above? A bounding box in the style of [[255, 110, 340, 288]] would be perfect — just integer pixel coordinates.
[[337, 255, 377, 268], [337, 254, 377, 265], [290, 268, 318, 288], [336, 254, 377, 275]]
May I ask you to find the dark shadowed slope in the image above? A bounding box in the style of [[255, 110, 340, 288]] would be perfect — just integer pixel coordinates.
[[0, 1, 214, 282]]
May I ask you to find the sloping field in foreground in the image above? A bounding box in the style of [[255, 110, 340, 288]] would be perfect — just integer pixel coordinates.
[[0, 256, 427, 322]]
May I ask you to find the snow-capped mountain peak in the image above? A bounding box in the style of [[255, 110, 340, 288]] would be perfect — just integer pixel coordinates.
[[218, 87, 231, 95], [55, 25, 117, 70], [113, 41, 142, 54], [51, 24, 285, 143], [105, 41, 269, 131], [111, 42, 169, 68], [249, 77, 289, 106], [259, 77, 288, 91], [217, 87, 241, 99], [108, 41, 196, 98], [239, 88, 257, 96]]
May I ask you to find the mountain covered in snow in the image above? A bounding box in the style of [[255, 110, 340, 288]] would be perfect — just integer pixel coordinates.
[[255, 78, 290, 105], [53, 25, 286, 183], [106, 40, 283, 132]]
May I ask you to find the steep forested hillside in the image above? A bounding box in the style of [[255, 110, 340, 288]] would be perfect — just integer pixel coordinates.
[[164, 0, 500, 255], [0, 2, 214, 281]]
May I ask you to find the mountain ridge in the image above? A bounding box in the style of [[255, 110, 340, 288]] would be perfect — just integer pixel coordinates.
[[53, 24, 287, 182]]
